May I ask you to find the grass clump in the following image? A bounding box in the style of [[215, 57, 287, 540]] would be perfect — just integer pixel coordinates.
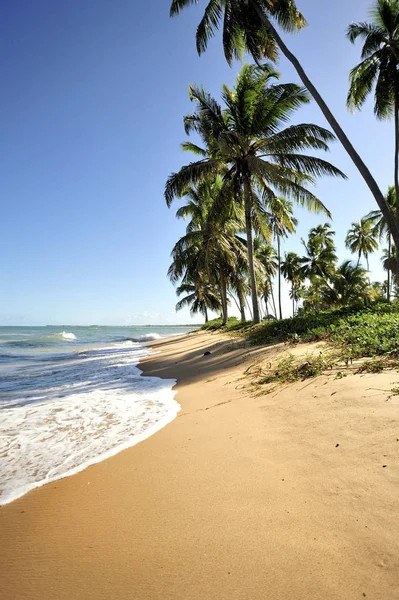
[[260, 353, 334, 385]]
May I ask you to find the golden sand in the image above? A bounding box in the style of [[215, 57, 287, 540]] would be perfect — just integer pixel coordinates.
[[1, 331, 399, 599]]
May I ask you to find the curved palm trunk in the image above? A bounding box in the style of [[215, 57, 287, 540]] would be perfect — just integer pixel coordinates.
[[251, 3, 399, 251], [204, 306, 209, 324], [388, 235, 392, 303], [220, 269, 228, 326], [277, 235, 282, 320], [243, 177, 260, 324]]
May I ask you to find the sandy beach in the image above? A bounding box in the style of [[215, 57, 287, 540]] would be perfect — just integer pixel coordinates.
[[1, 330, 399, 599]]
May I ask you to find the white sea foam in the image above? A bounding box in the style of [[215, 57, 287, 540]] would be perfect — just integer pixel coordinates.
[[0, 342, 178, 505], [130, 333, 162, 342], [59, 331, 76, 341]]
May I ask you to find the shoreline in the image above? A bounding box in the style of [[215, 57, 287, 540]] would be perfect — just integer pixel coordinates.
[[0, 335, 181, 508], [1, 331, 399, 599]]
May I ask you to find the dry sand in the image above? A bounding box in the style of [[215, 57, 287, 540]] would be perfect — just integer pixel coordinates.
[[1, 330, 399, 599]]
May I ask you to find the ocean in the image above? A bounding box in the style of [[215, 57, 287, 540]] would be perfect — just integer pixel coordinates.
[[0, 325, 196, 506]]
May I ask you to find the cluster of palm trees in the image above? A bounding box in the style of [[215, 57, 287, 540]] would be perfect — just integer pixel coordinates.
[[164, 0, 399, 324]]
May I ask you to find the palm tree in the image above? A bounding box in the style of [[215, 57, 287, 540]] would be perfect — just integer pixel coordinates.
[[169, 177, 249, 325], [365, 185, 396, 300], [175, 279, 221, 322], [169, 0, 399, 251], [382, 243, 398, 293], [281, 251, 303, 317], [268, 197, 297, 319], [321, 260, 371, 308], [300, 224, 337, 308], [348, 1, 399, 245], [165, 65, 344, 323], [255, 239, 278, 318], [345, 217, 379, 271]]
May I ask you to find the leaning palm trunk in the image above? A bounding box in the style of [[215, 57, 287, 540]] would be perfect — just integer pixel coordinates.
[[250, 2, 399, 253], [204, 306, 209, 324], [277, 235, 282, 320], [243, 178, 260, 324]]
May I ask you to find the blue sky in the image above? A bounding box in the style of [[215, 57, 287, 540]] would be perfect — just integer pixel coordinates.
[[0, 0, 394, 325]]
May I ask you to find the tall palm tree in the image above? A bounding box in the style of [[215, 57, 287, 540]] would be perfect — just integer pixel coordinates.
[[281, 251, 303, 317], [268, 197, 297, 319], [345, 217, 379, 271], [169, 177, 249, 325], [165, 65, 344, 323], [348, 0, 399, 243], [300, 224, 337, 308], [169, 0, 399, 250], [255, 239, 278, 318], [365, 185, 396, 300]]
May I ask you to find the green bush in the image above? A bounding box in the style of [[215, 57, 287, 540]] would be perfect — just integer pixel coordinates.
[[201, 302, 399, 361]]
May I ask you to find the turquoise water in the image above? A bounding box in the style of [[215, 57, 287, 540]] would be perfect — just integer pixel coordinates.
[[0, 325, 195, 505]]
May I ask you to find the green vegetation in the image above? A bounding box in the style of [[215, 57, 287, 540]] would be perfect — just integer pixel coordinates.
[[203, 302, 399, 361], [259, 353, 334, 384], [170, 0, 399, 261], [166, 0, 399, 358]]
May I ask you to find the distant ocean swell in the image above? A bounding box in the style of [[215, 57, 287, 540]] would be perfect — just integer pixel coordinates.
[[0, 328, 185, 506]]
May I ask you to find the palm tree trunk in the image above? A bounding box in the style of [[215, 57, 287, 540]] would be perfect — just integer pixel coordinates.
[[220, 270, 228, 326], [292, 282, 295, 318], [238, 288, 246, 322], [395, 93, 399, 276], [243, 177, 260, 324], [277, 235, 282, 320], [357, 253, 361, 268], [268, 277, 277, 318], [388, 235, 392, 303], [251, 3, 399, 251], [204, 306, 208, 323]]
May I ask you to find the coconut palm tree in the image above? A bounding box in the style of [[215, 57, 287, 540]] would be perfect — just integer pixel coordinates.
[[169, 177, 250, 325], [255, 239, 278, 318], [365, 185, 396, 300], [345, 217, 379, 272], [300, 224, 337, 308], [268, 197, 298, 319], [348, 1, 399, 243], [321, 260, 371, 308], [175, 279, 222, 322], [281, 251, 303, 317], [169, 0, 399, 251], [165, 65, 344, 323]]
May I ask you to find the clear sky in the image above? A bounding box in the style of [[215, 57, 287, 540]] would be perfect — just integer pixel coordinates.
[[0, 0, 394, 325]]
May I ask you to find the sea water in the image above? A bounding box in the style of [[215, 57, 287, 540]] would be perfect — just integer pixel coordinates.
[[0, 325, 195, 505]]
